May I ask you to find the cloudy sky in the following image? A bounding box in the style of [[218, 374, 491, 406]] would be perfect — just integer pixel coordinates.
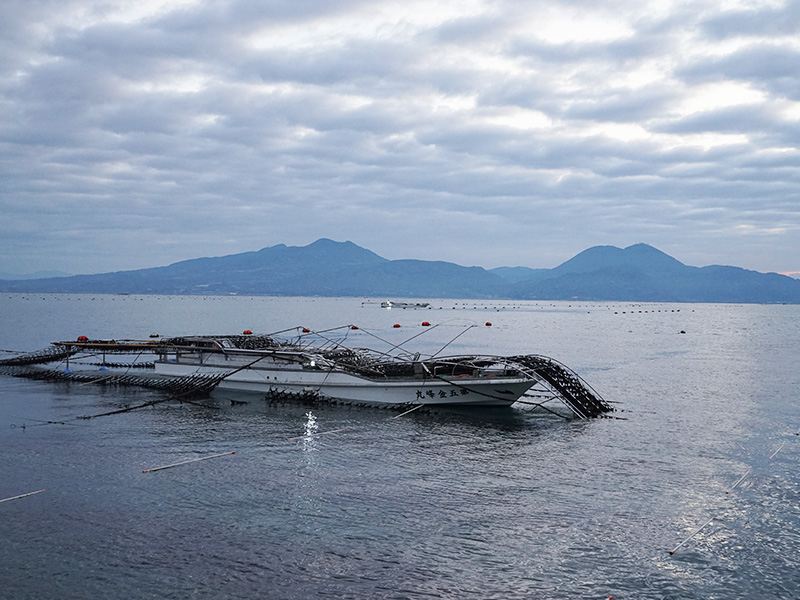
[[2, 0, 799, 277]]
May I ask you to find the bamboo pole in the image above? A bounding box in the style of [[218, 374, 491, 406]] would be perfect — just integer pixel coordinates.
[[727, 469, 750, 494], [142, 451, 236, 473], [769, 441, 786, 460], [669, 516, 715, 555], [393, 404, 425, 419], [79, 399, 169, 419], [78, 374, 119, 386], [0, 489, 45, 503], [514, 398, 571, 420]]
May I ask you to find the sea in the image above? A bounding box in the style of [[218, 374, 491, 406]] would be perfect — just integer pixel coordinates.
[[0, 294, 798, 600]]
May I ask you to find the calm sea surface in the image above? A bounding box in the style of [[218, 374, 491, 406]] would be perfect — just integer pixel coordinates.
[[1, 294, 798, 599]]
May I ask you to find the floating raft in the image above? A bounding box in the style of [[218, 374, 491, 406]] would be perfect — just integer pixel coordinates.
[[0, 346, 79, 367], [1, 334, 613, 418], [0, 340, 224, 396], [2, 365, 231, 398]]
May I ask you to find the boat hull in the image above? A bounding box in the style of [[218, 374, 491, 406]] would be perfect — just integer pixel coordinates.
[[155, 360, 533, 406]]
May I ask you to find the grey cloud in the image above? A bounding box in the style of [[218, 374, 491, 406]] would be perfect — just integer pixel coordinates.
[[562, 87, 679, 123], [161, 0, 375, 30], [678, 44, 800, 99], [1, 0, 799, 275], [242, 40, 422, 89], [653, 104, 779, 136], [701, 2, 800, 38]]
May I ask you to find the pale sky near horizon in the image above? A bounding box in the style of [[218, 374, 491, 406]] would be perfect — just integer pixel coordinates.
[[2, 0, 799, 276]]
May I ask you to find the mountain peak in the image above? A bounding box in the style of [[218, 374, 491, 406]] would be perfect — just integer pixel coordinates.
[[623, 243, 684, 263], [294, 239, 387, 264], [307, 238, 346, 248], [554, 243, 685, 274]]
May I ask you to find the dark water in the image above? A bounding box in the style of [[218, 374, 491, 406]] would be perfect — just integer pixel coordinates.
[[1, 295, 798, 599]]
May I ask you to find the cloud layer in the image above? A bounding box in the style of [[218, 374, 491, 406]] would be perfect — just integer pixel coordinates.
[[2, 0, 799, 275]]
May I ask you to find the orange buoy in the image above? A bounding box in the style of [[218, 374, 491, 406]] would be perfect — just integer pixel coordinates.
[[421, 321, 430, 326], [77, 335, 88, 341], [243, 330, 252, 335], [393, 323, 401, 328], [302, 328, 310, 333]]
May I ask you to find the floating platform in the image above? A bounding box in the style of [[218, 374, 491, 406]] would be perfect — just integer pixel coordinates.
[[0, 327, 613, 418]]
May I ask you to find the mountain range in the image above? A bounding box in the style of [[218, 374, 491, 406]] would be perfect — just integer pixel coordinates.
[[1, 239, 798, 303]]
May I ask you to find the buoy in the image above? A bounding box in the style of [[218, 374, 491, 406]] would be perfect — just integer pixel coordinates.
[[243, 330, 252, 335], [393, 324, 401, 328], [77, 335, 88, 342], [485, 322, 492, 326], [302, 328, 310, 333], [421, 321, 430, 326], [350, 325, 359, 330]]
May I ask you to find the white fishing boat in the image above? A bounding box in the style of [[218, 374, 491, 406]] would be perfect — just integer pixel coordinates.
[[1, 326, 612, 417], [152, 334, 533, 406], [380, 300, 430, 309]]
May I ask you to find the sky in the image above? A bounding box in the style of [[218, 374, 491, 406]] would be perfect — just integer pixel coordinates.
[[2, 0, 799, 277]]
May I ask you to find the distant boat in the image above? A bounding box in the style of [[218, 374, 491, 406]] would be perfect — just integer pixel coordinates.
[[380, 300, 430, 309], [3, 327, 612, 417]]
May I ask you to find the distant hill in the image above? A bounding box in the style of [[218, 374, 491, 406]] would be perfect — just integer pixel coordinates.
[[510, 244, 800, 303], [1, 239, 798, 303], [0, 269, 72, 280], [0, 239, 507, 298]]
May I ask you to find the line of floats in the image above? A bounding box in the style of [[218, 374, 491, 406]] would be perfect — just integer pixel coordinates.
[[6, 294, 698, 309]]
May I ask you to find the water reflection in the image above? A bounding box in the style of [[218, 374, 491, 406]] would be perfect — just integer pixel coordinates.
[[302, 411, 319, 454]]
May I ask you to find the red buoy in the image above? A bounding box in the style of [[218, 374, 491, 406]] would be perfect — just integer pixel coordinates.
[[77, 335, 88, 342], [243, 330, 252, 335], [393, 323, 401, 328], [302, 328, 310, 333], [351, 325, 359, 330], [421, 321, 430, 326], [485, 322, 492, 326]]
